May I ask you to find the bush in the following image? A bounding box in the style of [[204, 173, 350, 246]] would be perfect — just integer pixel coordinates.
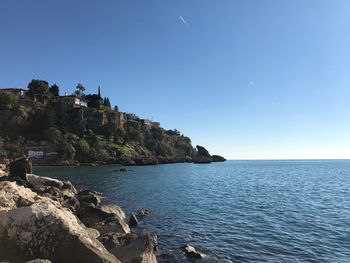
[[75, 139, 90, 162], [0, 91, 18, 110]]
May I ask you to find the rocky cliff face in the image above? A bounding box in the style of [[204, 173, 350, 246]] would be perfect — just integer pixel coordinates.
[[0, 98, 225, 165], [0, 165, 157, 263]]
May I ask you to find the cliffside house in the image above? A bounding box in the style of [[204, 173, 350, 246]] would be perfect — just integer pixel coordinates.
[[141, 119, 160, 128], [27, 146, 58, 159], [0, 88, 27, 98], [51, 95, 88, 108]]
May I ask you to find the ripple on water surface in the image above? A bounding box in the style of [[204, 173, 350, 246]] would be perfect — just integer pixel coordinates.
[[34, 160, 350, 262]]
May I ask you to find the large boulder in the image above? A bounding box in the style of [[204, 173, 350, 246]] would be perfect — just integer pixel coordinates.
[[8, 157, 32, 181], [211, 155, 226, 162], [100, 204, 126, 221], [27, 174, 77, 197], [0, 182, 120, 263], [0, 181, 37, 211], [77, 204, 130, 234], [77, 189, 103, 206], [182, 245, 206, 259], [193, 145, 212, 163], [27, 174, 79, 212], [100, 232, 157, 263]]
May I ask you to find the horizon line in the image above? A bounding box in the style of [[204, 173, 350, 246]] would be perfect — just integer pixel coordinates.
[[225, 158, 350, 161]]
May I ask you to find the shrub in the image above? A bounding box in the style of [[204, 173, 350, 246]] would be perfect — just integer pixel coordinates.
[[0, 91, 18, 110], [75, 139, 90, 162]]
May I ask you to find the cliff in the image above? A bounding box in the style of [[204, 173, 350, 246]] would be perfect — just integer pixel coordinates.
[[0, 86, 225, 165]]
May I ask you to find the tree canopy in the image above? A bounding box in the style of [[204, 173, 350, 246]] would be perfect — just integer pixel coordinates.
[[27, 79, 50, 102], [49, 84, 60, 96], [74, 83, 86, 97]]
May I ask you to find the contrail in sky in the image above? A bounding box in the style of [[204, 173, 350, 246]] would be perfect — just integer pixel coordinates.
[[179, 15, 190, 28]]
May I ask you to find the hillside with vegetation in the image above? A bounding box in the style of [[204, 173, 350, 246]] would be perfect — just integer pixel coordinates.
[[0, 79, 225, 165]]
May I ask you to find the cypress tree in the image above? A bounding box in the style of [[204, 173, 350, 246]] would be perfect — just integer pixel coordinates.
[[98, 86, 102, 99]]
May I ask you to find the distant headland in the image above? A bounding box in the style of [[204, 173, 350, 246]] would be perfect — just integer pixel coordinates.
[[0, 79, 225, 165]]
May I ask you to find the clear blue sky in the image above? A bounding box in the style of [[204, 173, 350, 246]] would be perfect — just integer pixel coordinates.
[[1, 0, 350, 159]]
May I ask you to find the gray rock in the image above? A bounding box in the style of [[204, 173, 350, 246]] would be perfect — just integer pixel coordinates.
[[91, 216, 130, 235], [0, 182, 120, 263], [193, 145, 212, 164], [129, 213, 138, 227], [211, 155, 226, 162], [25, 260, 52, 263], [182, 245, 206, 259], [77, 204, 130, 234], [135, 209, 152, 218], [77, 189, 103, 206], [100, 232, 157, 263]]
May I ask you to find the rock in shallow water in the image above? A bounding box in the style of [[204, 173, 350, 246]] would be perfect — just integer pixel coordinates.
[[129, 213, 139, 227], [100, 232, 157, 263], [182, 245, 206, 259]]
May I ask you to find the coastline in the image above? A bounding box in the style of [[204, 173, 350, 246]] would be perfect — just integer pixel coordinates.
[[0, 160, 157, 263]]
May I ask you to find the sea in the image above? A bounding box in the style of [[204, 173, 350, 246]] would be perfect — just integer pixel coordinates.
[[34, 160, 350, 263]]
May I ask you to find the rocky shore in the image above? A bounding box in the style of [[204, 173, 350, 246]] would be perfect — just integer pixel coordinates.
[[31, 145, 226, 167], [0, 159, 157, 263]]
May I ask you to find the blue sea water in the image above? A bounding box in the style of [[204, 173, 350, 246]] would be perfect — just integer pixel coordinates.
[[34, 160, 350, 262]]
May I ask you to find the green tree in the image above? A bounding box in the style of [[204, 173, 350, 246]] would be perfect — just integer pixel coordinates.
[[0, 91, 18, 110], [98, 86, 102, 99], [74, 83, 86, 97], [105, 97, 111, 109], [85, 94, 102, 109], [49, 84, 60, 96], [27, 79, 50, 102]]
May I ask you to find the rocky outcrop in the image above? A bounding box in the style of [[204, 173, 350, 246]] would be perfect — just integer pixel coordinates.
[[100, 232, 158, 263], [129, 213, 139, 227], [211, 155, 226, 162], [133, 156, 158, 166], [182, 245, 207, 259], [0, 162, 157, 263], [193, 145, 212, 163], [8, 157, 32, 181], [157, 156, 192, 164], [193, 146, 226, 163], [0, 181, 120, 263], [77, 189, 103, 206], [117, 156, 136, 166]]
